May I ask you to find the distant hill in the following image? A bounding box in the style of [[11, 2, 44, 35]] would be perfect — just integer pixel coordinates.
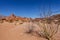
[[0, 14, 60, 23], [49, 14, 60, 20], [0, 15, 6, 19]]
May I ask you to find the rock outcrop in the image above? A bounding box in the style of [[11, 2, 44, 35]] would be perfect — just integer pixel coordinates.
[[0, 14, 60, 23]]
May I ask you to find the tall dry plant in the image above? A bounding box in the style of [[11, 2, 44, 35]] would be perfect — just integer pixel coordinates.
[[36, 4, 59, 40], [36, 20, 59, 40], [25, 18, 59, 40], [34, 3, 60, 40]]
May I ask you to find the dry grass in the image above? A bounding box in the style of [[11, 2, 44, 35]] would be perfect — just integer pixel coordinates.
[[35, 20, 59, 40], [0, 18, 60, 40]]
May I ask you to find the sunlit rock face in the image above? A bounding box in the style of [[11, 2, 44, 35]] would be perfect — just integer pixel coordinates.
[[0, 14, 60, 23], [4, 14, 32, 22]]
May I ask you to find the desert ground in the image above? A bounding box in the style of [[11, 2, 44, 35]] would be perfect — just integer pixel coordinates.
[[0, 14, 60, 40], [0, 21, 60, 40], [0, 22, 45, 40]]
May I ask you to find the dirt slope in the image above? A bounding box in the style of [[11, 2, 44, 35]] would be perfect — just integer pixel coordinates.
[[0, 22, 47, 40], [0, 21, 60, 40]]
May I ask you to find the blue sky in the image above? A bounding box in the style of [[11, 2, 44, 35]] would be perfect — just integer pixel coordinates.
[[0, 0, 60, 18]]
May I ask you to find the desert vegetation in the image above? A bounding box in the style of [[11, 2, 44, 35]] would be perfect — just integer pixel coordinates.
[[25, 5, 60, 40], [0, 13, 60, 40], [0, 19, 3, 23], [36, 20, 59, 40], [25, 19, 59, 40], [35, 5, 59, 40]]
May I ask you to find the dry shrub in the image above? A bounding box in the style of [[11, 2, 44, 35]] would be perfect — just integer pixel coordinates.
[[25, 22, 34, 33], [0, 20, 3, 23], [36, 21, 59, 40], [8, 20, 13, 23], [25, 20, 59, 40]]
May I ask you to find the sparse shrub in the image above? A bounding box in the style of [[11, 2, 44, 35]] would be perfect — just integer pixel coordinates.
[[15, 19, 19, 22], [25, 21, 34, 34], [14, 20, 23, 25], [25, 19, 59, 40], [37, 4, 60, 40], [8, 20, 13, 23], [0, 20, 3, 23], [35, 21, 59, 40]]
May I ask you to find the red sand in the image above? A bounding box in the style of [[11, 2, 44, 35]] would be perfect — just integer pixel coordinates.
[[0, 22, 60, 40]]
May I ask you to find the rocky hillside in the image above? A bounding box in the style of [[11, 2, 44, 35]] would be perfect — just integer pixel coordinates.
[[0, 14, 60, 23], [0, 14, 60, 40], [0, 14, 32, 22]]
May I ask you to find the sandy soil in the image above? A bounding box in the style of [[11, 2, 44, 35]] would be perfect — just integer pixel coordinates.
[[0, 22, 60, 40]]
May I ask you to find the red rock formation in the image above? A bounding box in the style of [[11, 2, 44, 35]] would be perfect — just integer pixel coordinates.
[[0, 14, 60, 23], [5, 14, 16, 22]]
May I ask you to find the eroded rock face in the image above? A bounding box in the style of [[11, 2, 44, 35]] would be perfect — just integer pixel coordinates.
[[7, 14, 16, 21], [0, 14, 33, 23], [0, 14, 60, 24]]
